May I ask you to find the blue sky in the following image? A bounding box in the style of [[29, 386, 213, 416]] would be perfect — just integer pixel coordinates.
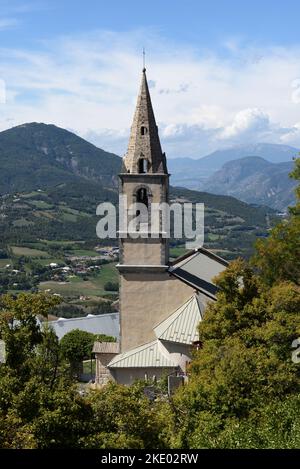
[[1, 0, 300, 157], [3, 1, 300, 50]]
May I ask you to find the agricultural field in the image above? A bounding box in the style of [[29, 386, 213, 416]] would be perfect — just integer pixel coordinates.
[[9, 246, 50, 258], [0, 184, 277, 262], [39, 263, 119, 298], [70, 249, 101, 257]]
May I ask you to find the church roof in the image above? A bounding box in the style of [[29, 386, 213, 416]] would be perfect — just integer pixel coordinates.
[[168, 247, 228, 300], [108, 339, 176, 369], [48, 312, 120, 341], [154, 295, 203, 344], [123, 68, 168, 174], [108, 295, 204, 369]]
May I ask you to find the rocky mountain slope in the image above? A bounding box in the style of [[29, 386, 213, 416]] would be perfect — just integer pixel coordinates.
[[0, 122, 122, 194], [168, 143, 299, 193], [202, 156, 297, 211], [0, 123, 279, 259]]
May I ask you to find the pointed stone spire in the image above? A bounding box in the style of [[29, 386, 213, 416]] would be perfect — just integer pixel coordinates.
[[123, 69, 168, 174]]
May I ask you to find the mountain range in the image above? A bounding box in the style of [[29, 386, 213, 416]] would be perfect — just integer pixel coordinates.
[[202, 157, 297, 211], [0, 123, 277, 260], [168, 143, 298, 210], [0, 122, 121, 194], [1, 124, 296, 211]]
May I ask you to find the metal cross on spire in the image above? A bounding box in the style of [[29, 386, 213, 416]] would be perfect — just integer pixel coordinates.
[[143, 47, 146, 72]]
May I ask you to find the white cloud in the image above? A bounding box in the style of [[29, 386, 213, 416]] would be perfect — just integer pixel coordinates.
[[0, 79, 6, 104], [219, 108, 271, 141], [1, 30, 300, 156], [291, 78, 300, 104], [280, 122, 300, 146], [84, 128, 129, 156], [0, 18, 19, 30]]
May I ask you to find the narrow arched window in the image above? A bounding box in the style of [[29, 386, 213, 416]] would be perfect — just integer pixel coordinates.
[[138, 158, 148, 174], [136, 187, 149, 208], [135, 187, 150, 227], [141, 126, 147, 135]]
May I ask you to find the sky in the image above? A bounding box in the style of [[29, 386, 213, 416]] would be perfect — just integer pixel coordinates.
[[1, 0, 300, 158]]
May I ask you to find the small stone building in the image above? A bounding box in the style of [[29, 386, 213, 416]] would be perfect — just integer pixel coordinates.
[[93, 342, 119, 386]]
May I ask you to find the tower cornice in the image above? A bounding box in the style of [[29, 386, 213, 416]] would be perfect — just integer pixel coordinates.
[[119, 173, 170, 180]]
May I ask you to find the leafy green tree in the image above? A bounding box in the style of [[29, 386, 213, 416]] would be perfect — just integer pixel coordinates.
[[91, 301, 115, 315], [172, 264, 300, 448], [104, 281, 119, 292], [171, 158, 300, 449], [0, 292, 93, 449], [60, 329, 117, 377], [253, 157, 300, 286], [95, 333, 116, 342], [60, 329, 95, 376], [81, 382, 173, 449], [0, 293, 60, 381], [0, 295, 171, 449], [59, 330, 92, 360]]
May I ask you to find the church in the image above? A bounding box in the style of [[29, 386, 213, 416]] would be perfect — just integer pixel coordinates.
[[93, 67, 228, 386]]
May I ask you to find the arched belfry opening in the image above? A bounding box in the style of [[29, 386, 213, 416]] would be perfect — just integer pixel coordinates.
[[138, 158, 148, 174], [136, 187, 149, 208], [134, 186, 151, 226]]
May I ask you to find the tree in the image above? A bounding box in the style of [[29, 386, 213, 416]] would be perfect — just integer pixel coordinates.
[[60, 329, 117, 377], [104, 281, 118, 292], [95, 333, 116, 342], [81, 382, 173, 449], [0, 294, 171, 449], [172, 264, 300, 448], [60, 329, 95, 376], [253, 157, 300, 286], [91, 301, 115, 315], [0, 293, 60, 381], [171, 158, 300, 449], [0, 293, 93, 449]]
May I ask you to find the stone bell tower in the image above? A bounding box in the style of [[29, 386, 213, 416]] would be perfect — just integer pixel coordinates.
[[119, 67, 170, 267], [119, 67, 169, 266], [117, 67, 195, 354], [117, 68, 173, 351]]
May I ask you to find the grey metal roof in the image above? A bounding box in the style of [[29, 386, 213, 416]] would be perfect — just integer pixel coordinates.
[[168, 248, 228, 299], [108, 340, 176, 369], [154, 295, 203, 344], [93, 341, 119, 354], [47, 313, 120, 341]]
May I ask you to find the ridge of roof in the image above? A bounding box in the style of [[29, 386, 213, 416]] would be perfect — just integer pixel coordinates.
[[154, 295, 203, 344], [108, 339, 176, 369], [153, 294, 195, 331], [169, 246, 229, 269], [50, 312, 119, 324]]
